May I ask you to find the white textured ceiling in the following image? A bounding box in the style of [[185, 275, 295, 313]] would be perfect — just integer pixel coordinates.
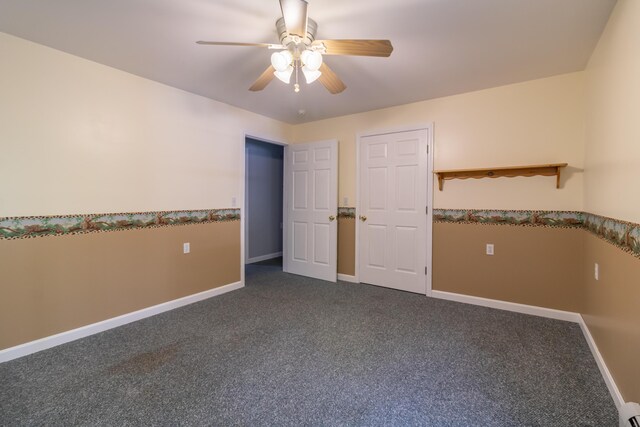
[[0, 0, 616, 124]]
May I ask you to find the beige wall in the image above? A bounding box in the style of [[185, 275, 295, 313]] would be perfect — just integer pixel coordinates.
[[584, 0, 640, 224], [0, 221, 240, 350], [582, 0, 640, 404], [0, 32, 292, 216], [292, 72, 586, 211]]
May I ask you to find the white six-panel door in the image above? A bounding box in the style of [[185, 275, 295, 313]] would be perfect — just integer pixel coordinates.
[[358, 129, 428, 294], [283, 140, 338, 282]]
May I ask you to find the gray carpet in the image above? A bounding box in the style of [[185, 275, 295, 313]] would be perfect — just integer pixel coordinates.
[[1, 259, 617, 426]]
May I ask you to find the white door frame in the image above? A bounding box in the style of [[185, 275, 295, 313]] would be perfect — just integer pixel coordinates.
[[241, 132, 288, 287], [355, 124, 434, 296]]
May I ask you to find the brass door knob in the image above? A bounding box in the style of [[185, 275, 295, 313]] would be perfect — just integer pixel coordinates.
[[329, 215, 336, 221], [359, 215, 367, 222]]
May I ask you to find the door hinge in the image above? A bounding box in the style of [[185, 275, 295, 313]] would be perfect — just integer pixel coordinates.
[[425, 266, 428, 275], [426, 206, 428, 214], [427, 145, 429, 154]]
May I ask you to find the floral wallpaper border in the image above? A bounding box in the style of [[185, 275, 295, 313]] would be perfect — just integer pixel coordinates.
[[338, 207, 356, 219], [434, 209, 640, 259], [0, 209, 240, 240], [433, 209, 585, 228], [583, 212, 640, 259], [2, 207, 638, 259]]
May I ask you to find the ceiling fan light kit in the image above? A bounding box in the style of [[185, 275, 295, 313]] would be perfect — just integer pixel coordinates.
[[197, 0, 393, 95], [271, 45, 323, 88]]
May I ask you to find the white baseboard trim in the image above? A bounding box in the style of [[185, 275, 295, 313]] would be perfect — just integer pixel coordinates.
[[337, 274, 358, 283], [0, 281, 243, 363], [246, 252, 282, 264], [430, 290, 582, 323], [578, 315, 625, 409]]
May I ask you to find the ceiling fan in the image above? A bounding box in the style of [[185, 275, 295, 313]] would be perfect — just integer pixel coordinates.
[[197, 0, 393, 94]]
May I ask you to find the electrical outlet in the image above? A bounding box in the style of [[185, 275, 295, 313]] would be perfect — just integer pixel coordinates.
[[594, 263, 599, 280], [486, 244, 494, 255], [183, 242, 190, 254], [231, 197, 237, 207], [343, 196, 349, 206]]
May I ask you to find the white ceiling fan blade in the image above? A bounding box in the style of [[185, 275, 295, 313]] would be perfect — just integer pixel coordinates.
[[280, 0, 308, 37]]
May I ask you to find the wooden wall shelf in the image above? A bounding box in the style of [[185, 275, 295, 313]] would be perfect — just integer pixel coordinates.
[[434, 163, 568, 191]]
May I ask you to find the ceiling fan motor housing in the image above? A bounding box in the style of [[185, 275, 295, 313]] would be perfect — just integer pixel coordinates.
[[276, 17, 318, 50]]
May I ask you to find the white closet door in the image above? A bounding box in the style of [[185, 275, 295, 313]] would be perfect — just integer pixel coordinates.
[[359, 130, 428, 294]]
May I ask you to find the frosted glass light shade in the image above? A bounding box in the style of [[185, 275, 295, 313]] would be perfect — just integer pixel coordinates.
[[271, 51, 293, 72], [274, 66, 294, 84], [300, 50, 322, 70], [302, 67, 322, 84]]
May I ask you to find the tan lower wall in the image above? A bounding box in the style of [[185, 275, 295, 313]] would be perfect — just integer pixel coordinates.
[[0, 221, 240, 350], [338, 218, 355, 276], [583, 232, 640, 403], [433, 223, 585, 312]]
